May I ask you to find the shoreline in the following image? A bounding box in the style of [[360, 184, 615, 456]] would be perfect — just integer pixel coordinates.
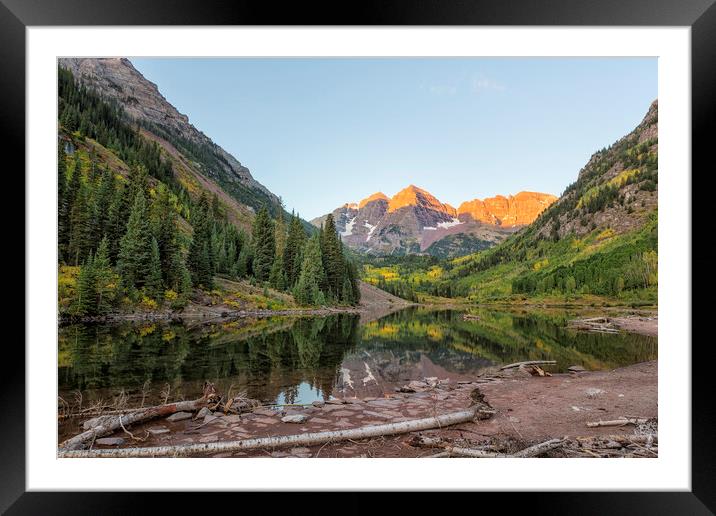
[[59, 302, 658, 338], [59, 360, 657, 458]]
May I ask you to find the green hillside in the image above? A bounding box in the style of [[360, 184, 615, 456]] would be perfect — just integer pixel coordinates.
[[58, 66, 359, 318], [363, 101, 659, 307]]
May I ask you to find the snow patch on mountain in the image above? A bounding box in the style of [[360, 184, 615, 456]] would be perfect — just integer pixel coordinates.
[[341, 217, 357, 237], [364, 222, 377, 241], [437, 218, 463, 229]]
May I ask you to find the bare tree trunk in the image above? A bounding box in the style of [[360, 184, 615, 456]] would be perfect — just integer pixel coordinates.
[[58, 407, 483, 458]]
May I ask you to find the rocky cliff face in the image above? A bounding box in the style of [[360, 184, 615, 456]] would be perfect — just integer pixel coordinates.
[[312, 185, 556, 256], [458, 191, 558, 226], [58, 58, 279, 210]]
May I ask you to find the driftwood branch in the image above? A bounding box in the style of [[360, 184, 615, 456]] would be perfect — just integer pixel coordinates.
[[412, 436, 565, 458], [59, 383, 217, 451], [510, 438, 565, 457], [58, 407, 485, 458], [499, 360, 556, 371], [586, 417, 649, 428]]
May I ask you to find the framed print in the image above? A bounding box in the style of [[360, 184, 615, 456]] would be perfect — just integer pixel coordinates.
[[4, 0, 714, 512]]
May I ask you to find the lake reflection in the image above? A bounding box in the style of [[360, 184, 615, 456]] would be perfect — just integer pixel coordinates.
[[58, 308, 657, 406]]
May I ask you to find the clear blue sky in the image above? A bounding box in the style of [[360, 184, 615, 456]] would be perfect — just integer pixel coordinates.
[[131, 58, 657, 220]]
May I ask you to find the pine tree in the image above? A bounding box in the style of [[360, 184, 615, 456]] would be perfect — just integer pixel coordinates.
[[68, 184, 92, 265], [274, 208, 287, 259], [283, 213, 306, 287], [341, 277, 353, 305], [187, 196, 214, 289], [199, 242, 213, 288], [93, 237, 114, 314], [147, 237, 164, 299], [211, 193, 221, 219], [117, 191, 153, 291], [320, 214, 345, 300], [106, 182, 132, 263], [251, 206, 275, 282], [58, 144, 68, 262], [294, 235, 326, 306], [210, 225, 221, 274], [346, 259, 361, 305], [151, 184, 180, 285], [91, 166, 115, 244], [269, 253, 287, 291], [74, 252, 96, 316], [61, 155, 82, 263], [236, 245, 252, 278]]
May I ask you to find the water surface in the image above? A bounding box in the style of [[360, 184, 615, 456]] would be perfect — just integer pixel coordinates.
[[58, 308, 657, 407]]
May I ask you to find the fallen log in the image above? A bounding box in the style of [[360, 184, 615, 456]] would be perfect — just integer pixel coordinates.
[[58, 407, 485, 458], [441, 446, 500, 458], [510, 438, 564, 458], [499, 360, 556, 371], [411, 435, 565, 458], [576, 434, 657, 444], [586, 418, 649, 428], [59, 383, 218, 451]]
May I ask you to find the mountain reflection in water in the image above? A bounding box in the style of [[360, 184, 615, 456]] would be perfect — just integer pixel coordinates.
[[58, 308, 657, 406]]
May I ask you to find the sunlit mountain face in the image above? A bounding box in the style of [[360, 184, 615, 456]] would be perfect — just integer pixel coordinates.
[[311, 185, 557, 257]]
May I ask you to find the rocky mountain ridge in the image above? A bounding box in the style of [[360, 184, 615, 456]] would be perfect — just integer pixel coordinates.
[[58, 58, 280, 215], [312, 185, 557, 256]]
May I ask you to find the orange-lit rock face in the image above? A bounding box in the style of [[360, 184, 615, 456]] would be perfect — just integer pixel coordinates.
[[358, 192, 389, 209], [458, 191, 557, 226], [388, 185, 451, 214]]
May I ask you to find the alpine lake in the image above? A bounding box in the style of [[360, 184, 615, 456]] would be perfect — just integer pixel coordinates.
[[58, 307, 657, 412]]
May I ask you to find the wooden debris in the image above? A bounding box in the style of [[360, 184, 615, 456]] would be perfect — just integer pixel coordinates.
[[499, 360, 556, 371], [586, 417, 649, 428], [411, 435, 565, 458], [565, 434, 658, 457], [58, 407, 489, 458], [525, 365, 552, 377], [59, 383, 218, 451], [510, 438, 564, 458], [568, 317, 620, 334]]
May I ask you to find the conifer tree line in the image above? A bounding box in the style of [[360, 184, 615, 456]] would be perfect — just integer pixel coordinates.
[[58, 66, 360, 316]]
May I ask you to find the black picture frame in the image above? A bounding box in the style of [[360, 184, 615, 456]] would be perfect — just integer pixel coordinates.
[[3, 0, 713, 512]]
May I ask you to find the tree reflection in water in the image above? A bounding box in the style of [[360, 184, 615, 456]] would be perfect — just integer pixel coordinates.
[[59, 308, 657, 406]]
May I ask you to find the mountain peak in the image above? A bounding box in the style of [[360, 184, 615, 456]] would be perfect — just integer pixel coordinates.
[[358, 192, 389, 209], [388, 185, 444, 213]]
